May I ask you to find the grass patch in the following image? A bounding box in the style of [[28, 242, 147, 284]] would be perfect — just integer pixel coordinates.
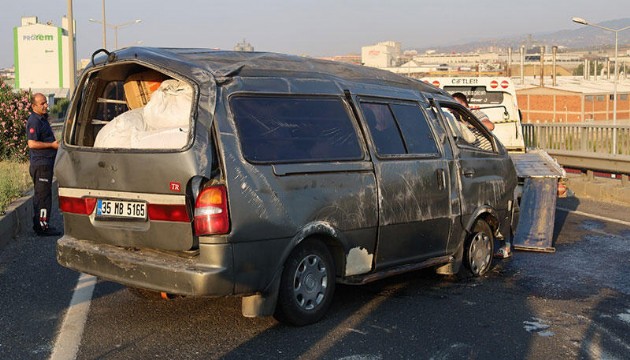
[[0, 161, 31, 215]]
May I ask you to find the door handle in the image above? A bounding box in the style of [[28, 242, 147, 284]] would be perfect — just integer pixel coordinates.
[[462, 168, 475, 177], [436, 169, 446, 190]]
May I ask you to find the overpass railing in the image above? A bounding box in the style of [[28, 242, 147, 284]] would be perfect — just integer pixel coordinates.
[[522, 123, 630, 174]]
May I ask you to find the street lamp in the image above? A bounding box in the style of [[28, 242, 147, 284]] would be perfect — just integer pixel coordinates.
[[572, 17, 630, 155], [88, 18, 142, 50]]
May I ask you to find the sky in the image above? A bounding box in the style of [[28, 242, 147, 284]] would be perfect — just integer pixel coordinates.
[[1, 0, 628, 68]]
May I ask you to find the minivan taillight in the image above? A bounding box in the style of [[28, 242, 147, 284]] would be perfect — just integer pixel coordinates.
[[59, 196, 97, 215], [194, 185, 230, 235], [148, 204, 190, 222]]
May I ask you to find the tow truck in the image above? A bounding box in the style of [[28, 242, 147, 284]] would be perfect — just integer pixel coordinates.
[[422, 76, 565, 252]]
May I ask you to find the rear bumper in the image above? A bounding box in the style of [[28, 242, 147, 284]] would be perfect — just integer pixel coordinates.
[[56, 236, 234, 296]]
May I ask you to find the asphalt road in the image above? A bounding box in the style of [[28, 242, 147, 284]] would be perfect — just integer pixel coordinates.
[[0, 196, 629, 359]]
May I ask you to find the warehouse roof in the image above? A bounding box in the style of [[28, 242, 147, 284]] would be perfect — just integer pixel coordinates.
[[515, 76, 630, 94]]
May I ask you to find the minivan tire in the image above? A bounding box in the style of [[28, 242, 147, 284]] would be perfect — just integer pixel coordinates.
[[463, 219, 494, 277], [274, 239, 336, 326]]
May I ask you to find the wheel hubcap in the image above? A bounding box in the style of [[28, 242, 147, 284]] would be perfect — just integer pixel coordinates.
[[293, 254, 328, 310], [469, 232, 491, 275]]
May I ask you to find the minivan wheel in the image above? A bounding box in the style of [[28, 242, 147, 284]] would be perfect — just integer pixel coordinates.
[[463, 219, 493, 277], [274, 239, 335, 326]]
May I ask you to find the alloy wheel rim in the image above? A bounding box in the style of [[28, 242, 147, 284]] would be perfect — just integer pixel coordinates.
[[292, 254, 328, 310], [469, 232, 491, 275]]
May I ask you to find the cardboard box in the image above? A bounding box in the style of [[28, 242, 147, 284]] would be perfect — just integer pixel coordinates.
[[124, 71, 167, 109]]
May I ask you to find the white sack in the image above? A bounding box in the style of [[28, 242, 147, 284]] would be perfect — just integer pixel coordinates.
[[93, 108, 145, 148], [143, 79, 192, 130], [130, 127, 189, 149]]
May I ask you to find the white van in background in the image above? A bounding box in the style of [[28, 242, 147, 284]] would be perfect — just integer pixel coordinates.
[[422, 77, 525, 152]]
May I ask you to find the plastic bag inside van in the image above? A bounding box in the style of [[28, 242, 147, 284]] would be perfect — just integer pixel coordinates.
[[93, 108, 145, 148], [144, 79, 192, 130]]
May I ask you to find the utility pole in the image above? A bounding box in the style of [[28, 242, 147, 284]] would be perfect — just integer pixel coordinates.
[[539, 46, 544, 87], [101, 0, 107, 48], [507, 47, 512, 77], [67, 0, 75, 93], [520, 45, 525, 85], [552, 46, 557, 87]]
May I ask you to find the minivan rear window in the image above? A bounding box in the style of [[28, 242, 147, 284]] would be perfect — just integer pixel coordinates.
[[65, 66, 192, 150], [231, 96, 363, 163]]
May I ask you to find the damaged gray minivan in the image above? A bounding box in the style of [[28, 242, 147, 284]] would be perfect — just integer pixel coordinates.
[[56, 47, 518, 325]]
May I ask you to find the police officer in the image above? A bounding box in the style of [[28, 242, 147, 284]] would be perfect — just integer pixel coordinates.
[[26, 93, 61, 236]]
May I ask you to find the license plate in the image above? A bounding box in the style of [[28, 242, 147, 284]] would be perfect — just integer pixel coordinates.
[[96, 199, 147, 220]]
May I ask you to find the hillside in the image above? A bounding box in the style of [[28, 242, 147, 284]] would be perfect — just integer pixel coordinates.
[[417, 18, 630, 53]]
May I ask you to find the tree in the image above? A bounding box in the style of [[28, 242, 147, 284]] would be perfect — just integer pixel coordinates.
[[573, 62, 605, 76], [0, 77, 31, 162], [50, 98, 69, 120]]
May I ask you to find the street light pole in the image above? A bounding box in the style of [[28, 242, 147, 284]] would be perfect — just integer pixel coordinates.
[[89, 19, 141, 50], [67, 0, 75, 92], [101, 0, 107, 49], [614, 30, 618, 139], [572, 17, 630, 155]]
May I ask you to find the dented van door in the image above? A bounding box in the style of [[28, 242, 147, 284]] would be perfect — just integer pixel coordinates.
[[435, 101, 514, 226], [358, 99, 452, 269]]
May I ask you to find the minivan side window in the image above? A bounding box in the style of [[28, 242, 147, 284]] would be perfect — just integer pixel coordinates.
[[230, 96, 363, 163], [361, 103, 406, 155], [390, 103, 439, 155], [360, 101, 439, 157]]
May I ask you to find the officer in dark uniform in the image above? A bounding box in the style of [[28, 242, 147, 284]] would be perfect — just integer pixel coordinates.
[[26, 93, 61, 236]]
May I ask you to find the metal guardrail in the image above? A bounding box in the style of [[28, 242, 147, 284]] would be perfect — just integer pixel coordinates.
[[522, 123, 630, 173], [51, 122, 63, 140]]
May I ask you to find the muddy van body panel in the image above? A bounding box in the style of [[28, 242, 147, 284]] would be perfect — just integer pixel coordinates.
[[58, 187, 194, 250], [56, 237, 234, 296], [214, 76, 380, 289], [55, 148, 205, 194]]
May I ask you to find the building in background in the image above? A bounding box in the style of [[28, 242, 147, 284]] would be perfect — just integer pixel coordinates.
[[361, 41, 401, 68], [13, 16, 76, 101], [318, 54, 361, 65], [0, 66, 15, 88], [234, 39, 254, 52], [516, 78, 630, 123]]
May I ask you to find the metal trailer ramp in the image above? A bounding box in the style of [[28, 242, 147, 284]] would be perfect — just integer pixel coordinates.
[[510, 150, 565, 253], [512, 177, 558, 252]]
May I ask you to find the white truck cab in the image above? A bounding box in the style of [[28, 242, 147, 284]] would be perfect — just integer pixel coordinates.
[[422, 77, 525, 152]]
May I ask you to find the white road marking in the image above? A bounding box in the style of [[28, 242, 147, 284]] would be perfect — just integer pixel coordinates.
[[50, 273, 97, 360], [556, 207, 630, 227], [523, 317, 551, 334], [576, 314, 630, 353]]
